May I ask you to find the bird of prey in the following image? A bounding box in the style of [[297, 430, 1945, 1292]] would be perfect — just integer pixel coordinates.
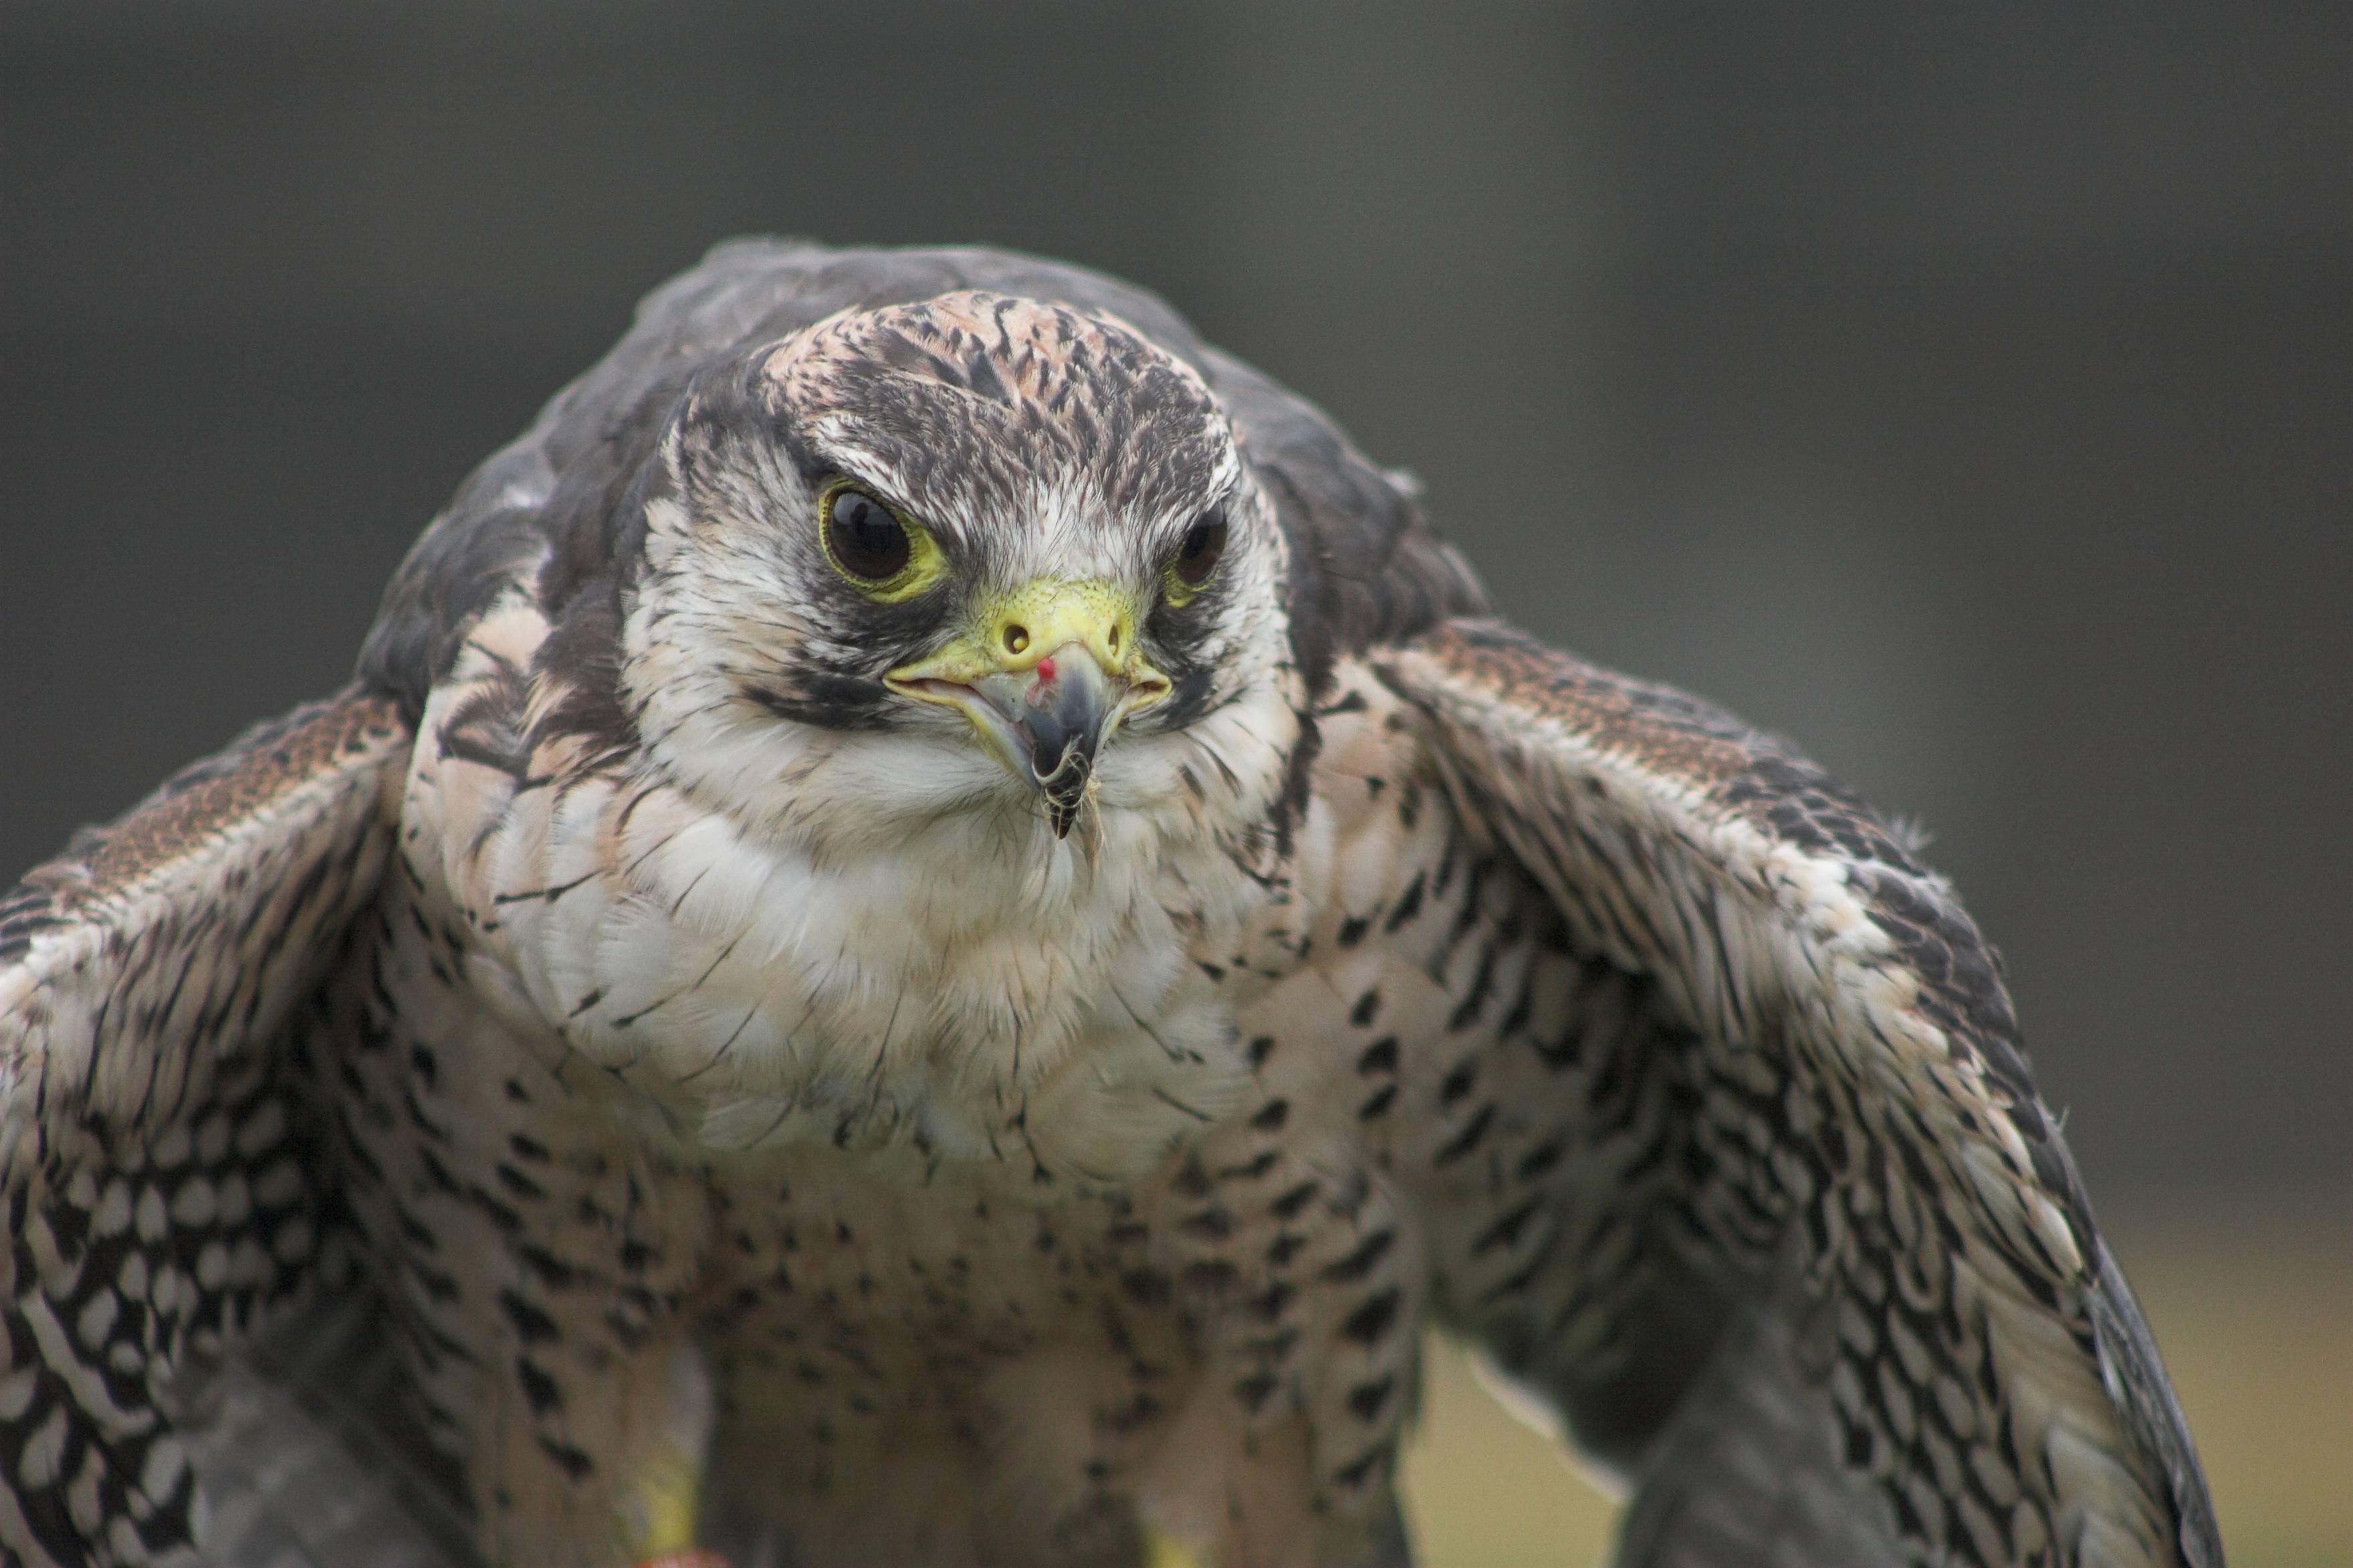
[[1, 240, 2219, 1568]]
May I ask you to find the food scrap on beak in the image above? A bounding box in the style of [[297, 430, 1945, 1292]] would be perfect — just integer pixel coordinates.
[[887, 579, 1171, 837], [975, 649, 1116, 835]]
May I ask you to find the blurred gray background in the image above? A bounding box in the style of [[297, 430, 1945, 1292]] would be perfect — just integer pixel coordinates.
[[4, 1, 2347, 1220]]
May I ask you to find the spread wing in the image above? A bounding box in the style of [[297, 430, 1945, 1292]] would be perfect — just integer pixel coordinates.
[[0, 688, 408, 1567], [1367, 621, 2220, 1568]]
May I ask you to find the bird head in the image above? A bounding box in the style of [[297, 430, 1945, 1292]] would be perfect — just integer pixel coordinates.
[[618, 291, 1298, 857]]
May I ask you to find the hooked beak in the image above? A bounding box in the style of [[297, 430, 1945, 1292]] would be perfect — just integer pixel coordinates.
[[886, 579, 1171, 837]]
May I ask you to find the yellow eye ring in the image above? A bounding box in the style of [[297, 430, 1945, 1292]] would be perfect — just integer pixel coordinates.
[[1161, 514, 1228, 607], [817, 480, 947, 602]]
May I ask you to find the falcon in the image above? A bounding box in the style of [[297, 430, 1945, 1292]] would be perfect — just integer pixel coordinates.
[[1, 240, 2219, 1568]]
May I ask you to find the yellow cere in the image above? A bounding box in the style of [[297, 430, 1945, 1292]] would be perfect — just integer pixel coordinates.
[[893, 577, 1151, 685]]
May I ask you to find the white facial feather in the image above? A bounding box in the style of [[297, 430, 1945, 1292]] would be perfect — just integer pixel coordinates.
[[414, 302, 1309, 1192]]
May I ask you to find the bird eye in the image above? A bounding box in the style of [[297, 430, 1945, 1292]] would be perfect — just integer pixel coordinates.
[[1168, 514, 1228, 597], [822, 484, 915, 584]]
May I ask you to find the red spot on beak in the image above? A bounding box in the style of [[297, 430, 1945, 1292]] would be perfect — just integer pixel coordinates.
[[1034, 656, 1057, 682]]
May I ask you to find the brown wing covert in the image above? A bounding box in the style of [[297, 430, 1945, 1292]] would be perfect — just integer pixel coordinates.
[[1, 689, 407, 1567], [1371, 619, 2218, 1568]]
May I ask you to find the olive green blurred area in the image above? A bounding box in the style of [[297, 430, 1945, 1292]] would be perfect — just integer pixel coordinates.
[[3, 5, 2347, 1557], [1400, 1197, 2353, 1567]]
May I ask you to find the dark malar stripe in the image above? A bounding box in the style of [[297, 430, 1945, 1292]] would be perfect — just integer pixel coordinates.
[[740, 673, 897, 731]]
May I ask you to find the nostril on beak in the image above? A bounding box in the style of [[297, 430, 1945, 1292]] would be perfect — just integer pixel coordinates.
[[1004, 624, 1030, 655]]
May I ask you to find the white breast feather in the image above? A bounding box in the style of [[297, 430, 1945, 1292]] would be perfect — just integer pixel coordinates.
[[405, 593, 1311, 1192]]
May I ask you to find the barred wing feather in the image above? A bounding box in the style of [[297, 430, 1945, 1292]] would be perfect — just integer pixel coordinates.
[[1373, 621, 2218, 1568]]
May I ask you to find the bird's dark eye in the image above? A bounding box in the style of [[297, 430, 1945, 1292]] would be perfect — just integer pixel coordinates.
[[823, 485, 914, 582], [1170, 514, 1228, 592]]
